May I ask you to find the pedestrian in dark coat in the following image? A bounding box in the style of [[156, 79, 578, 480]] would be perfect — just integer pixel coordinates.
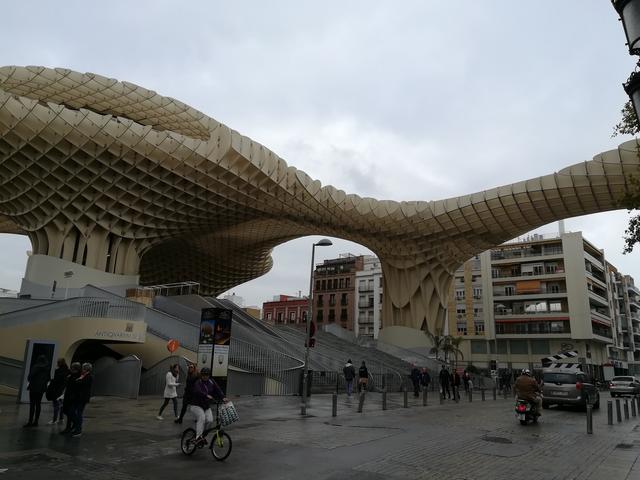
[[24, 355, 50, 427], [452, 370, 461, 400], [439, 366, 451, 399], [46, 358, 69, 424], [358, 361, 369, 392], [60, 362, 81, 434], [343, 359, 356, 396], [175, 363, 198, 424], [410, 364, 421, 397], [420, 368, 431, 391], [68, 362, 93, 437]]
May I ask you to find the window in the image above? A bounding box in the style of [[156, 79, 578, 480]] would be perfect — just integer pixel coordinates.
[[302, 311, 307, 322], [456, 324, 467, 335], [510, 340, 528, 354], [341, 293, 348, 306], [533, 264, 544, 276], [266, 312, 272, 321], [455, 289, 465, 300], [328, 310, 335, 322], [277, 312, 283, 323], [504, 286, 515, 296], [368, 279, 374, 291], [333, 279, 338, 289], [473, 307, 482, 317], [339, 278, 344, 289], [368, 296, 374, 307], [289, 311, 296, 322], [315, 280, 320, 291], [340, 309, 348, 321], [548, 283, 560, 294], [321, 280, 326, 290], [549, 301, 562, 312], [379, 293, 383, 304], [492, 268, 500, 279], [317, 310, 323, 322], [545, 263, 558, 274], [474, 323, 485, 334], [329, 294, 336, 306], [317, 294, 323, 307], [530, 340, 550, 354], [525, 301, 546, 313], [456, 308, 466, 319], [471, 340, 487, 353], [473, 287, 482, 299], [345, 278, 351, 288]]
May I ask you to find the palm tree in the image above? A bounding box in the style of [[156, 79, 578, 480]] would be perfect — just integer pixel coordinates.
[[443, 335, 464, 368], [424, 324, 446, 361]]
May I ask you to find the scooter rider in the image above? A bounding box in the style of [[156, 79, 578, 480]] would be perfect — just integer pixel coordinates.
[[514, 369, 542, 416]]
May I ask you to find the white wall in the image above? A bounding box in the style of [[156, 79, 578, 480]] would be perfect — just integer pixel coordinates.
[[20, 254, 139, 299]]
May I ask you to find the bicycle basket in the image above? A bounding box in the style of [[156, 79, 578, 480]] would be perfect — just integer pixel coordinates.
[[219, 401, 239, 426]]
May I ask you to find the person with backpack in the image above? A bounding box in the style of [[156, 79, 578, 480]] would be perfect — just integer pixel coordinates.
[[358, 361, 369, 393], [343, 359, 356, 396]]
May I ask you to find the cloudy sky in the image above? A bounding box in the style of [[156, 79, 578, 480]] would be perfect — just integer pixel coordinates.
[[0, 1, 638, 306]]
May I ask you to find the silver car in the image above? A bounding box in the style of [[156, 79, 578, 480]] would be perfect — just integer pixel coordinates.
[[609, 376, 640, 397], [542, 369, 600, 410]]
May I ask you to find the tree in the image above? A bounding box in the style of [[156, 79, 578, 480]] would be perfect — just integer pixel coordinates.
[[613, 100, 640, 253], [443, 335, 464, 368], [426, 330, 447, 361]]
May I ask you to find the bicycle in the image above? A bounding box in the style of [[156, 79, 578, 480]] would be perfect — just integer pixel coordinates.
[[180, 403, 232, 461]]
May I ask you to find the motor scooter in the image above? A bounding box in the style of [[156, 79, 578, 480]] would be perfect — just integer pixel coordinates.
[[515, 398, 539, 425]]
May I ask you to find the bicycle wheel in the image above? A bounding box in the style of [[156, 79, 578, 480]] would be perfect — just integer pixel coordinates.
[[210, 430, 232, 461], [181, 428, 198, 455]]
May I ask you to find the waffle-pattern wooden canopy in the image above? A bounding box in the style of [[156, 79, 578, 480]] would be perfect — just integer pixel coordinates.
[[0, 66, 638, 332]]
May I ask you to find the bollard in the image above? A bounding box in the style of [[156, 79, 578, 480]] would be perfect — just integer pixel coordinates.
[[469, 389, 473, 402], [608, 401, 613, 425], [440, 390, 444, 405], [403, 388, 408, 408], [624, 399, 630, 420], [357, 392, 365, 413], [586, 404, 593, 434], [332, 392, 337, 417], [633, 398, 637, 418], [382, 389, 387, 411], [493, 387, 497, 401], [423, 387, 428, 406], [616, 398, 622, 423], [481, 389, 486, 402], [503, 388, 508, 400]]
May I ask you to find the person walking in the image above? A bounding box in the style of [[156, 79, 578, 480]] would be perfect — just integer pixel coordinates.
[[175, 363, 198, 424], [452, 370, 461, 400], [23, 355, 50, 427], [60, 362, 81, 435], [439, 366, 451, 399], [420, 368, 431, 392], [157, 364, 180, 420], [462, 370, 470, 393], [343, 359, 356, 396], [410, 364, 421, 397], [69, 362, 93, 437], [358, 361, 369, 393], [46, 358, 69, 425]]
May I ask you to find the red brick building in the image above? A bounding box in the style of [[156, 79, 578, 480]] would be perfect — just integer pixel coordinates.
[[262, 295, 308, 326], [313, 254, 365, 331]]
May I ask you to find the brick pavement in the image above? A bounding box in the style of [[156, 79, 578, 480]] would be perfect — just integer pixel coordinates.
[[1, 391, 640, 479]]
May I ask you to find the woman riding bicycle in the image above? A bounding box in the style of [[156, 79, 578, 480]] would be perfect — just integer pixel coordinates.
[[190, 367, 227, 445]]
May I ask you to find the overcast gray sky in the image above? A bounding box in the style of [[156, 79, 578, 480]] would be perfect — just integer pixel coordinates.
[[0, 1, 638, 307]]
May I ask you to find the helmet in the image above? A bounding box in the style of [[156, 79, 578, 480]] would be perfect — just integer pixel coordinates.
[[201, 367, 211, 375], [522, 369, 531, 376]]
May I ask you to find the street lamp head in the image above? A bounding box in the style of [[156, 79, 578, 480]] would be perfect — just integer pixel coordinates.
[[613, 0, 640, 55], [624, 68, 640, 120], [315, 238, 333, 247]]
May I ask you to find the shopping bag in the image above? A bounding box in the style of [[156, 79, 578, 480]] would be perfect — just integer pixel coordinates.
[[219, 401, 240, 426]]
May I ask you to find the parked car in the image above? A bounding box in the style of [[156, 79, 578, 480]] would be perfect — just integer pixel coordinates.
[[609, 376, 640, 397], [541, 368, 600, 410]]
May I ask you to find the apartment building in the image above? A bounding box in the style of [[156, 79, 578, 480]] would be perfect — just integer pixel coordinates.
[[450, 231, 619, 379], [312, 254, 363, 331], [354, 256, 383, 339], [262, 295, 308, 326]]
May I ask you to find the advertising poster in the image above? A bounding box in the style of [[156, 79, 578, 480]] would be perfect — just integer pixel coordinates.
[[198, 307, 233, 391], [197, 308, 216, 373]]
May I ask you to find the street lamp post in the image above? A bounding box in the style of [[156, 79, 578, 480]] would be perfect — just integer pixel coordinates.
[[301, 238, 332, 415], [613, 0, 640, 118], [63, 270, 74, 300]]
